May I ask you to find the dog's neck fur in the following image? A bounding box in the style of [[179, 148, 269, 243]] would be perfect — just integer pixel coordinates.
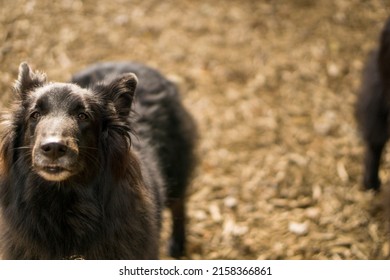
[[10, 171, 103, 259]]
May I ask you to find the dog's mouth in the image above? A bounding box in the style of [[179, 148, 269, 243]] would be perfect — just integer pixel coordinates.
[[35, 164, 74, 182], [44, 165, 68, 174]]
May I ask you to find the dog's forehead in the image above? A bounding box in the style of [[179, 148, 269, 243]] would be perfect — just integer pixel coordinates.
[[34, 83, 92, 99], [32, 83, 94, 110]]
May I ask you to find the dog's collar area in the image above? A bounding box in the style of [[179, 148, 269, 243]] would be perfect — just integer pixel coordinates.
[[64, 255, 86, 260]]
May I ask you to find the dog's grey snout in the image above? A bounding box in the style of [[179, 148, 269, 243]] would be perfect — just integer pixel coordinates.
[[40, 140, 68, 160]]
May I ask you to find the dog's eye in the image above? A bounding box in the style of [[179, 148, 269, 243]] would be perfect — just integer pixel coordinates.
[[77, 113, 89, 120], [30, 112, 41, 120]]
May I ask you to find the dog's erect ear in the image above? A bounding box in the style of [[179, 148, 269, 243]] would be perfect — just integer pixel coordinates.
[[107, 73, 138, 117], [14, 62, 47, 97]]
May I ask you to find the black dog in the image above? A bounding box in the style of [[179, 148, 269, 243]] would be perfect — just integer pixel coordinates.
[[0, 62, 196, 259], [356, 18, 390, 191]]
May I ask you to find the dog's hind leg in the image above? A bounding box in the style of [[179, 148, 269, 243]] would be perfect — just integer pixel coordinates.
[[167, 197, 186, 258], [363, 141, 386, 191]]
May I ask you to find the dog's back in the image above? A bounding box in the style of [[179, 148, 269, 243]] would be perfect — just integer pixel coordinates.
[[72, 62, 197, 258]]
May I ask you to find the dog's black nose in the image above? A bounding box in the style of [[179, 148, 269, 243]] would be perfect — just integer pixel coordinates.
[[40, 142, 68, 160]]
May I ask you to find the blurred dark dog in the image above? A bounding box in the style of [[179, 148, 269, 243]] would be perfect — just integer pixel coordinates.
[[0, 61, 196, 259], [356, 18, 390, 191]]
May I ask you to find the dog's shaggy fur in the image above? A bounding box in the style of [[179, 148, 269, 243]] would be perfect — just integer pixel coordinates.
[[356, 18, 390, 191], [0, 61, 197, 259]]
